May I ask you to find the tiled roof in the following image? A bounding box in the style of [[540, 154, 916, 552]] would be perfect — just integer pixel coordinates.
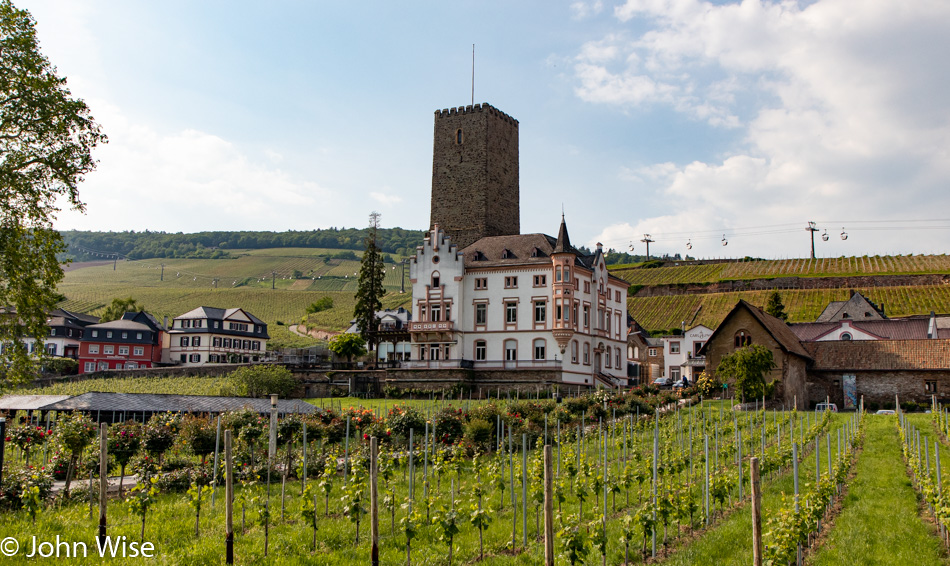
[[790, 318, 932, 341], [804, 339, 950, 370], [175, 307, 266, 326], [461, 233, 560, 267]]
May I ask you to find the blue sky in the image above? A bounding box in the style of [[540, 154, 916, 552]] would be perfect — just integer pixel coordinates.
[[23, 0, 950, 259]]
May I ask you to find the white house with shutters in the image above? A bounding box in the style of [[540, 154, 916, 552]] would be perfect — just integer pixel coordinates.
[[166, 307, 269, 366]]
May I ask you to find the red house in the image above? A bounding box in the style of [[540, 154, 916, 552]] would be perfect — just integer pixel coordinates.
[[78, 311, 166, 374]]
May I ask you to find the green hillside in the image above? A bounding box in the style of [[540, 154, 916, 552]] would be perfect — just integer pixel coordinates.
[[627, 285, 950, 332], [612, 254, 950, 286], [57, 249, 412, 348]]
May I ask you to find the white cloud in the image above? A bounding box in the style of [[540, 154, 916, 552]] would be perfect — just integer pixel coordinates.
[[571, 1, 604, 20], [581, 0, 950, 257], [370, 191, 403, 206], [55, 101, 339, 232]]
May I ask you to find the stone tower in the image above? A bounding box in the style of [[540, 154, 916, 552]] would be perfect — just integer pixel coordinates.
[[430, 103, 519, 249]]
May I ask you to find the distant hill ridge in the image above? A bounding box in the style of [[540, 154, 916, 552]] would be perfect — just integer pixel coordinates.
[[59, 228, 427, 261]]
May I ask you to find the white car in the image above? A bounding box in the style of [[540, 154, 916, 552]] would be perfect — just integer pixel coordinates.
[[815, 402, 838, 413]]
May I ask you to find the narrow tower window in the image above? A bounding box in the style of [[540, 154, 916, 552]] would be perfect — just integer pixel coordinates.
[[456, 129, 463, 144]]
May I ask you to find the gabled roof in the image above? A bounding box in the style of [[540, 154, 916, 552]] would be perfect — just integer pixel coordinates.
[[804, 339, 950, 370], [815, 292, 886, 322], [176, 306, 265, 326], [700, 300, 812, 360], [49, 309, 100, 325]]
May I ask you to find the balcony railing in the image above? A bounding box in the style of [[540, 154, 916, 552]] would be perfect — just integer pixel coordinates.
[[409, 321, 454, 332], [402, 358, 563, 370]]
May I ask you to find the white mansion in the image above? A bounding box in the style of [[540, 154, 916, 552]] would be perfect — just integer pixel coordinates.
[[408, 218, 629, 387]]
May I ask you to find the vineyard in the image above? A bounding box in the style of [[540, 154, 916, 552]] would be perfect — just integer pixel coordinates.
[[627, 285, 950, 331], [612, 254, 950, 287], [0, 387, 901, 565]]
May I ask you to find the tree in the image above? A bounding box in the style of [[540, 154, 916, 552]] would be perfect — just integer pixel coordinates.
[[0, 1, 106, 387], [100, 297, 142, 322], [764, 291, 788, 321], [715, 344, 776, 401], [353, 212, 386, 349], [329, 332, 366, 363]]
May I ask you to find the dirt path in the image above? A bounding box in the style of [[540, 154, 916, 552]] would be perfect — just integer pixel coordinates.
[[289, 324, 337, 341]]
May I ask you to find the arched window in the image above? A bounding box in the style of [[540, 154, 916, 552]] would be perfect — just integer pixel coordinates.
[[571, 340, 578, 363], [734, 330, 752, 348], [840, 332, 852, 341], [533, 339, 546, 361], [431, 271, 440, 288], [456, 129, 463, 144]]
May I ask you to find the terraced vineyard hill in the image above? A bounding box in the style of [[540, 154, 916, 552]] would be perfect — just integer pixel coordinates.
[[56, 248, 412, 348], [612, 254, 950, 331]]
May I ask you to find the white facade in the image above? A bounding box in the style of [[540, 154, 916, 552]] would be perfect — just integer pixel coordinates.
[[661, 324, 712, 382], [408, 222, 629, 388]]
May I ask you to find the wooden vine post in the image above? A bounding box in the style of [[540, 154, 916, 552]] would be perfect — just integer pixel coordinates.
[[225, 430, 234, 564], [751, 457, 762, 566], [98, 422, 108, 547], [370, 436, 379, 566], [543, 444, 554, 566]]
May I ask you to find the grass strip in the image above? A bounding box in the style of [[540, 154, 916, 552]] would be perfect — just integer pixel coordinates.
[[808, 415, 945, 566]]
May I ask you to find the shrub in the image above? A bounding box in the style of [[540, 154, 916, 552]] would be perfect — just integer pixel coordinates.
[[385, 405, 425, 443], [181, 416, 217, 463], [227, 365, 297, 398], [0, 468, 54, 510], [433, 407, 465, 445], [463, 418, 493, 450]]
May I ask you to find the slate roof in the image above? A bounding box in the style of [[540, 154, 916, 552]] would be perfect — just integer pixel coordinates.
[[176, 306, 266, 326], [4, 392, 317, 415], [815, 292, 886, 322]]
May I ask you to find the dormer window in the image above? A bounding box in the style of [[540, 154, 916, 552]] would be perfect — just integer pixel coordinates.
[[473, 250, 485, 261], [842, 313, 849, 318], [502, 248, 512, 259]]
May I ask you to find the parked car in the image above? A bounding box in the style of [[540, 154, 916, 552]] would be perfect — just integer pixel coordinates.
[[815, 402, 838, 413], [653, 377, 672, 387], [875, 409, 896, 415]]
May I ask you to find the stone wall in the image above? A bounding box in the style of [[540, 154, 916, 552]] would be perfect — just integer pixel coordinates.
[[809, 369, 950, 408]]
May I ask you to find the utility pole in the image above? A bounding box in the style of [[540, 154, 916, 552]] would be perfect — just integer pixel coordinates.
[[806, 222, 819, 259], [213, 278, 219, 289], [113, 253, 118, 271], [271, 271, 276, 290], [160, 263, 164, 282], [641, 234, 655, 261], [400, 259, 408, 294]]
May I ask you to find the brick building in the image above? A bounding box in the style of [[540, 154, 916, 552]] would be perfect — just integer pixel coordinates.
[[78, 311, 166, 373]]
